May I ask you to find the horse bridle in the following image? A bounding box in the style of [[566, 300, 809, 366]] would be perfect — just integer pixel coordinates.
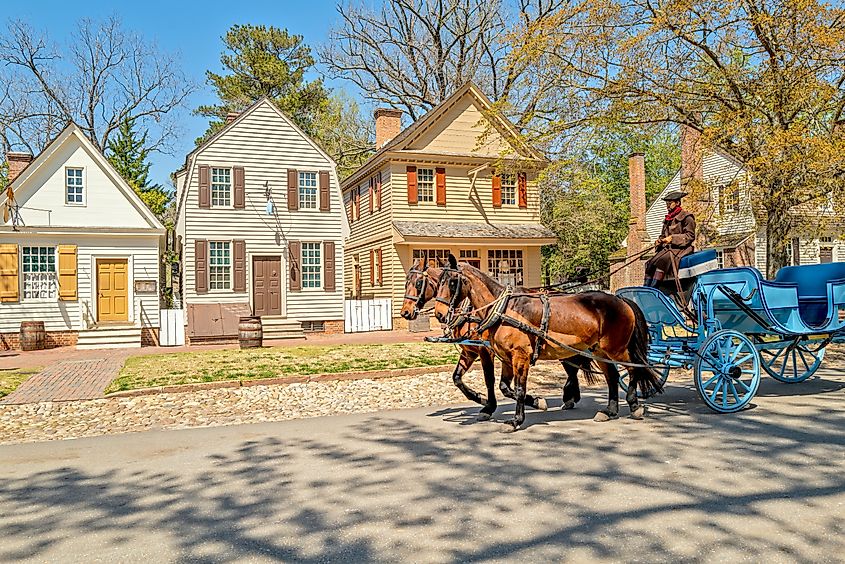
[[434, 266, 472, 330], [404, 266, 435, 314]]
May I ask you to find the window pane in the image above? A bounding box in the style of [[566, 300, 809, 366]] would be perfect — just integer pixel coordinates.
[[301, 242, 322, 288], [417, 169, 434, 202], [209, 241, 231, 290], [66, 168, 84, 204], [211, 168, 232, 207], [487, 249, 524, 286], [501, 175, 516, 205], [22, 246, 58, 299], [299, 172, 318, 209]]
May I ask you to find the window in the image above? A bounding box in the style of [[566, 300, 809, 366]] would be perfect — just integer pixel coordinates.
[[501, 174, 517, 205], [209, 242, 231, 290], [488, 249, 524, 286], [22, 246, 57, 300], [66, 168, 84, 205], [302, 242, 322, 288], [211, 168, 231, 207], [417, 168, 434, 202], [820, 237, 834, 264], [299, 172, 318, 209], [459, 249, 481, 269], [301, 320, 325, 332], [715, 250, 724, 269], [374, 248, 383, 286], [413, 248, 450, 268], [720, 184, 739, 214]]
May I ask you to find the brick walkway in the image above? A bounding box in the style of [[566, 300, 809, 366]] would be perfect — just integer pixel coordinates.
[[0, 353, 128, 405]]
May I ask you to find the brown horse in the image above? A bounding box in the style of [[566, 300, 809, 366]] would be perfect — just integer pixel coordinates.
[[400, 258, 589, 419], [433, 255, 663, 431]]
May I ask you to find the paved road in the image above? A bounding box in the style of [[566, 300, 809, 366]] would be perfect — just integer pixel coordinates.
[[1, 371, 844, 562]]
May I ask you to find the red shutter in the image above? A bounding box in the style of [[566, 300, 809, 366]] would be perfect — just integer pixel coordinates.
[[407, 166, 417, 204], [319, 170, 330, 211], [195, 239, 208, 293], [233, 240, 246, 292], [198, 165, 210, 208], [289, 240, 301, 291], [377, 248, 383, 286], [376, 172, 382, 210], [233, 167, 245, 209], [370, 249, 375, 285], [369, 177, 374, 214], [287, 169, 298, 210], [324, 241, 336, 292], [347, 191, 353, 223], [436, 167, 446, 205], [492, 175, 502, 208], [517, 172, 528, 208], [354, 186, 361, 220]]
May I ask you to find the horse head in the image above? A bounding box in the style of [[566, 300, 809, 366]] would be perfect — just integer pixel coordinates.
[[400, 258, 443, 320], [433, 254, 468, 325]]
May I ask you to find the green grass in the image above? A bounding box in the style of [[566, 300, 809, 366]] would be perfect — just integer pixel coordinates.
[[106, 342, 460, 394], [0, 367, 42, 398]]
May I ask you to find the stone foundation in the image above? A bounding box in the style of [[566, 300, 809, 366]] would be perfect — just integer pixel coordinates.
[[0, 330, 78, 351], [141, 327, 160, 347]]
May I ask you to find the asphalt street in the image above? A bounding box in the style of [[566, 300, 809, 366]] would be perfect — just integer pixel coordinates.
[[1, 370, 844, 563]]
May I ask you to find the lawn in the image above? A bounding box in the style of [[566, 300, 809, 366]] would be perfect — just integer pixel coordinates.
[[0, 367, 42, 398], [106, 342, 460, 393]]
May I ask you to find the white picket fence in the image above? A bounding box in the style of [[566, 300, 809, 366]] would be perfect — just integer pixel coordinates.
[[159, 309, 186, 346], [344, 299, 393, 333]]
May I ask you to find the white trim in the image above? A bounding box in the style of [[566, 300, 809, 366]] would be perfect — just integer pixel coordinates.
[[678, 259, 719, 279]]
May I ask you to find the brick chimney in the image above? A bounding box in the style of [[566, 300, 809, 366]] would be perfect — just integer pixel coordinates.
[[6, 152, 33, 184], [626, 153, 649, 285], [225, 112, 240, 124], [680, 124, 703, 190], [374, 108, 402, 149]]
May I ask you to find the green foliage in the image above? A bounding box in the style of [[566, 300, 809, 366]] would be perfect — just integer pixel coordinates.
[[0, 161, 7, 191], [106, 119, 172, 217]]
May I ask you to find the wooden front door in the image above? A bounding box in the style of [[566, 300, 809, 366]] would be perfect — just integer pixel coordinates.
[[253, 256, 282, 316], [97, 259, 128, 322]]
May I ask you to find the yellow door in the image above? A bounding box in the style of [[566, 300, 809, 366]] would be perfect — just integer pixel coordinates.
[[97, 259, 128, 322]]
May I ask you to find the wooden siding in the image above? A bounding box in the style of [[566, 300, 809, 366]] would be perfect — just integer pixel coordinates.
[[0, 234, 160, 333], [181, 100, 345, 322]]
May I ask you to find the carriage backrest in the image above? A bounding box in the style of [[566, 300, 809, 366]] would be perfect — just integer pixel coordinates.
[[774, 262, 845, 327]]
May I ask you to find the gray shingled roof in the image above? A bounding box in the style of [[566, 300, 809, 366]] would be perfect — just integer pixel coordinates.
[[393, 221, 556, 240]]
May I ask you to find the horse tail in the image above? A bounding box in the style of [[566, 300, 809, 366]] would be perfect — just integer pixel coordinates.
[[619, 296, 664, 398]]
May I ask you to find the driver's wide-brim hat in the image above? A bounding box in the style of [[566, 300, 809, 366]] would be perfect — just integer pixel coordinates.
[[662, 190, 688, 201]]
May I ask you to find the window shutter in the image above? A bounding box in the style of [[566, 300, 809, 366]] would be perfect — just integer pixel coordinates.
[[369, 177, 374, 214], [0, 244, 19, 302], [370, 249, 375, 285], [57, 245, 78, 301], [324, 241, 336, 292], [407, 166, 418, 204], [376, 172, 382, 210], [289, 240, 301, 291], [377, 248, 383, 286], [319, 170, 330, 211], [517, 172, 528, 208], [436, 167, 446, 205], [347, 191, 353, 223], [287, 169, 299, 211], [355, 186, 361, 220], [492, 175, 502, 208], [198, 165, 210, 208], [233, 240, 246, 292], [195, 239, 208, 294], [233, 167, 245, 209]]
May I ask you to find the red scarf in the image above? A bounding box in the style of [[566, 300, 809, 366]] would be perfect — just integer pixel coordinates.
[[664, 206, 684, 222]]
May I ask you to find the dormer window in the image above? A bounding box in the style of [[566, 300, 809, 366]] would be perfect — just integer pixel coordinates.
[[66, 168, 84, 205], [211, 168, 232, 207]]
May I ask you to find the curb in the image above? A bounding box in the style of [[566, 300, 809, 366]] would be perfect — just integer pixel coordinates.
[[106, 363, 459, 399]]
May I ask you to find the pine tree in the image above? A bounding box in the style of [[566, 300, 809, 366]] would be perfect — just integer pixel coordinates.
[[106, 119, 171, 217]]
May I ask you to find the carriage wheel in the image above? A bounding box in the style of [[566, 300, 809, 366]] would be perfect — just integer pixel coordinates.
[[694, 329, 760, 413], [618, 364, 670, 397], [758, 341, 825, 383]]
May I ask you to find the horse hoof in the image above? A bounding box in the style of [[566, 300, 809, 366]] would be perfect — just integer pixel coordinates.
[[631, 406, 646, 420], [476, 412, 493, 422], [536, 398, 548, 411], [593, 411, 618, 422], [499, 423, 519, 433], [561, 400, 576, 411]]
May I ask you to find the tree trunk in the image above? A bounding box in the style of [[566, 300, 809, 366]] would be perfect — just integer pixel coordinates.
[[765, 202, 791, 278]]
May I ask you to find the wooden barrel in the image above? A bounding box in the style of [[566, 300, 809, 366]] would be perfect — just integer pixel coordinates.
[[238, 316, 263, 349], [19, 321, 46, 352]]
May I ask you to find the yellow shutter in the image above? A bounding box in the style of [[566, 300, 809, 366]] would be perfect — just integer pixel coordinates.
[[58, 245, 78, 301], [0, 244, 19, 302]]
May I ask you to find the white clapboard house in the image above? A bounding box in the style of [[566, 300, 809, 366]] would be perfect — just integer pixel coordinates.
[[174, 97, 348, 342], [0, 123, 165, 350]]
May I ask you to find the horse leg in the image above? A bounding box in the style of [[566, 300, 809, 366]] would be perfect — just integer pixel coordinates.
[[500, 361, 546, 411], [502, 353, 531, 432], [477, 349, 498, 421], [451, 347, 486, 406], [626, 368, 646, 420], [559, 358, 582, 410], [594, 361, 620, 422]]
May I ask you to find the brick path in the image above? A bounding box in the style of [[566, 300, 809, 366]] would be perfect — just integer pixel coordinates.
[[1, 353, 128, 405]]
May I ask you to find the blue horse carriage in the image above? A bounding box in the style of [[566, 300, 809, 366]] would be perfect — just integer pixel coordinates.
[[617, 250, 845, 413]]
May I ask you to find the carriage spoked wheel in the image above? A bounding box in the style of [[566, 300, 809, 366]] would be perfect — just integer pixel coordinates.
[[618, 364, 670, 397], [757, 340, 825, 383], [694, 329, 761, 413]]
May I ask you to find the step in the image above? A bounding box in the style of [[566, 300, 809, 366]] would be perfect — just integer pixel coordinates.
[[260, 317, 306, 340], [77, 326, 142, 350]]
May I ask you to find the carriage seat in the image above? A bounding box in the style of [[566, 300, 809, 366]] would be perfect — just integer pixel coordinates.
[[774, 262, 845, 327], [677, 249, 719, 279]]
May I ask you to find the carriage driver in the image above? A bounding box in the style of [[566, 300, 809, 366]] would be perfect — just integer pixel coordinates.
[[644, 190, 696, 287]]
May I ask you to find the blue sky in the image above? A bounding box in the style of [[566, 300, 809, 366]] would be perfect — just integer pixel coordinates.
[[10, 0, 360, 188]]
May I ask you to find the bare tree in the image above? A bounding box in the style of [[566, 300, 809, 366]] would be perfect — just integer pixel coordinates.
[[0, 17, 194, 155], [321, 0, 565, 124]]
